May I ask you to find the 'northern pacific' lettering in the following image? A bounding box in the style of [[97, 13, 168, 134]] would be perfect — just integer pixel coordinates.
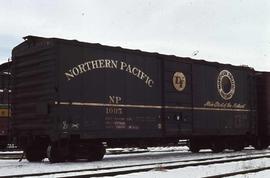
[[64, 59, 154, 87]]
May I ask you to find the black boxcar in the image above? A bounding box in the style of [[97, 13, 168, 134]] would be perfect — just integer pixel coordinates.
[[0, 62, 11, 149], [256, 72, 270, 149], [12, 36, 257, 162]]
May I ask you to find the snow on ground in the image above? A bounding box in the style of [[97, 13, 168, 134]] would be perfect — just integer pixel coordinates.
[[0, 147, 269, 177], [107, 146, 189, 153], [113, 158, 270, 178], [0, 146, 195, 176], [0, 151, 22, 154], [232, 170, 270, 178]]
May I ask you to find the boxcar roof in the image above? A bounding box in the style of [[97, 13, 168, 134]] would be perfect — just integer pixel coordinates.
[[20, 35, 254, 71], [0, 61, 11, 73]]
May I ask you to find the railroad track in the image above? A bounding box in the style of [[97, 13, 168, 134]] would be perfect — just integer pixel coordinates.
[[0, 149, 150, 160], [203, 166, 270, 178], [0, 151, 23, 159], [0, 146, 187, 159], [2, 150, 270, 178]]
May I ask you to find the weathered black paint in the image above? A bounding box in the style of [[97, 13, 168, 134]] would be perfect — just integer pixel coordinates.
[[256, 72, 270, 136], [0, 62, 11, 148], [11, 36, 257, 147]]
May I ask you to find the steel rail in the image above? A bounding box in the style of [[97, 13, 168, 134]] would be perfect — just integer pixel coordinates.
[[203, 166, 270, 178], [1, 151, 270, 178]]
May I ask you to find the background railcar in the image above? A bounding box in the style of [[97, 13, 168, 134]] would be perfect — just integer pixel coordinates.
[[255, 72, 270, 149], [10, 36, 267, 162], [0, 62, 11, 149]]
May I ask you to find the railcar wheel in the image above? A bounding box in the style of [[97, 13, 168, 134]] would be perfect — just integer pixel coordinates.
[[0, 145, 7, 150], [211, 144, 224, 153], [47, 144, 65, 163], [190, 146, 200, 153], [253, 139, 268, 150], [189, 139, 200, 153], [232, 144, 244, 151], [87, 143, 106, 161], [25, 146, 45, 162]]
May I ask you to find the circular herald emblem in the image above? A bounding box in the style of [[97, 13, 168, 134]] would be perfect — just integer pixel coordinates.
[[217, 70, 235, 100], [173, 72, 186, 92]]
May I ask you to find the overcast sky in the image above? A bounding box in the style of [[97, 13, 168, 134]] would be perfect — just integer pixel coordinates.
[[0, 0, 269, 71]]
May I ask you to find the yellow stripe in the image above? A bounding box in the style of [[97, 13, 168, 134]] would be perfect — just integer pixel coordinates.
[[0, 108, 9, 117], [193, 107, 250, 112], [55, 101, 251, 112]]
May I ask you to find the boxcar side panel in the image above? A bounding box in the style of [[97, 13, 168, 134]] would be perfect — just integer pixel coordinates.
[[56, 42, 162, 139], [163, 57, 193, 136], [192, 63, 255, 136]]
